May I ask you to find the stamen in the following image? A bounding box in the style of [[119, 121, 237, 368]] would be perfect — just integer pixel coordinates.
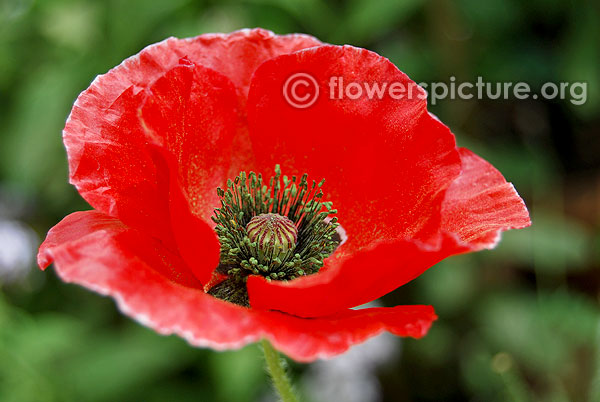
[[209, 165, 340, 305]]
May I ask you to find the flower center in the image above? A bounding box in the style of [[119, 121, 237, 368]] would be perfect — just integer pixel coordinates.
[[208, 165, 340, 306], [246, 213, 298, 260]]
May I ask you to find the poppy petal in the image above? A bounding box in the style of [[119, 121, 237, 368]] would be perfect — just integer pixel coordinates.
[[163, 28, 322, 99], [64, 29, 321, 240], [247, 44, 462, 254], [263, 304, 436, 362], [165, 29, 322, 173], [440, 147, 531, 248], [65, 86, 169, 240], [247, 235, 459, 317], [139, 59, 239, 222], [148, 144, 220, 285], [247, 146, 530, 318], [38, 211, 203, 289], [38, 211, 436, 362]]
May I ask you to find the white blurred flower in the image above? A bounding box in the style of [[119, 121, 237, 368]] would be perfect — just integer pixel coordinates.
[[303, 319, 399, 402], [0, 219, 37, 284]]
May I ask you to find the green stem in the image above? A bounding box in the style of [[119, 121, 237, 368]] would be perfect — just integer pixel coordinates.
[[261, 339, 299, 402]]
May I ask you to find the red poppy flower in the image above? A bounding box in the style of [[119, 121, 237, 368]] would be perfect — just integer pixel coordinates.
[[37, 28, 530, 362]]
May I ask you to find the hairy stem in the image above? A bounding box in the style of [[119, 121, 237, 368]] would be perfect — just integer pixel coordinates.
[[261, 339, 299, 402]]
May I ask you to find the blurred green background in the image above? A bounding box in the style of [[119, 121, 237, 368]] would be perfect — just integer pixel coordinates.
[[1, 0, 599, 401]]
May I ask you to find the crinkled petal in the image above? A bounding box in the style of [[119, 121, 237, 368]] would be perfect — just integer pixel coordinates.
[[163, 29, 322, 99], [440, 147, 531, 248], [64, 29, 321, 239], [248, 146, 531, 317], [38, 211, 436, 362], [65, 86, 170, 240]]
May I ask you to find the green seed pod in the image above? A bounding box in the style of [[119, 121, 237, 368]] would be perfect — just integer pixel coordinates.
[[246, 213, 298, 260]]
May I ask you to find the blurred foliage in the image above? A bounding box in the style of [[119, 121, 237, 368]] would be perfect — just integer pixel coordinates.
[[1, 0, 599, 401]]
